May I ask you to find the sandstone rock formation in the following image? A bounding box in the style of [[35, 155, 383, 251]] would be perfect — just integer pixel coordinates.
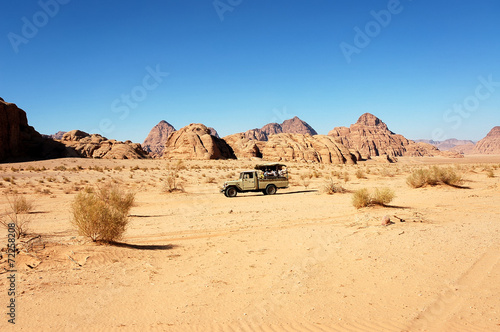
[[328, 113, 448, 159], [261, 133, 357, 164], [237, 116, 317, 141], [59, 130, 149, 159], [142, 120, 176, 156], [162, 124, 236, 160], [223, 133, 262, 159], [0, 98, 66, 162], [473, 126, 500, 154]]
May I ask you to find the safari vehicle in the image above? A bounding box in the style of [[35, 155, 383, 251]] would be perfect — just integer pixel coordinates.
[[221, 163, 289, 197]]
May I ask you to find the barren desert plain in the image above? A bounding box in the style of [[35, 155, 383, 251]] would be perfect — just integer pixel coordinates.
[[1, 155, 500, 331]]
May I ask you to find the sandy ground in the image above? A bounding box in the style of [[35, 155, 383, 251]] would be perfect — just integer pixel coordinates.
[[0, 156, 500, 331]]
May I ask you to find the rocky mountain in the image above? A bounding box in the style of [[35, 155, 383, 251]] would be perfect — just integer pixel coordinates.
[[142, 120, 176, 156], [415, 138, 476, 151], [0, 98, 66, 162], [236, 116, 317, 141], [59, 130, 149, 159], [473, 126, 500, 154], [328, 113, 451, 159], [162, 123, 236, 160], [261, 133, 357, 164], [49, 131, 67, 140]]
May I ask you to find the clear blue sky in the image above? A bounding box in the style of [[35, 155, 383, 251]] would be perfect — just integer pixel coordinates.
[[1, 0, 499, 143]]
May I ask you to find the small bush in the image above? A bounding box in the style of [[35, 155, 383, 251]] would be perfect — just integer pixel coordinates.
[[486, 169, 494, 178], [407, 167, 462, 188], [323, 179, 346, 194], [71, 184, 135, 242], [406, 169, 430, 188], [352, 187, 395, 209], [371, 187, 395, 206], [0, 194, 34, 238], [355, 169, 366, 179], [352, 188, 370, 209]]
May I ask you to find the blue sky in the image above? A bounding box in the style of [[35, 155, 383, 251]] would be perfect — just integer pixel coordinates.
[[1, 0, 499, 143]]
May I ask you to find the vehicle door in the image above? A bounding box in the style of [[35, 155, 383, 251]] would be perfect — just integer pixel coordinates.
[[242, 172, 256, 190]]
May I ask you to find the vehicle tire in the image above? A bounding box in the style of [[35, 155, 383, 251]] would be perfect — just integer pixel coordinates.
[[225, 186, 237, 197], [265, 185, 277, 195]]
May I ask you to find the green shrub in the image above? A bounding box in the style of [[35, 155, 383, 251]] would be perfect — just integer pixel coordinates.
[[71, 184, 135, 242]]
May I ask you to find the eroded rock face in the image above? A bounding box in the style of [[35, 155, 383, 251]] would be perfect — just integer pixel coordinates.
[[473, 126, 500, 154], [223, 133, 262, 159], [328, 113, 447, 159], [237, 116, 317, 141], [142, 120, 176, 156], [0, 99, 66, 162], [162, 123, 236, 160], [260, 133, 358, 164], [60, 130, 149, 159]]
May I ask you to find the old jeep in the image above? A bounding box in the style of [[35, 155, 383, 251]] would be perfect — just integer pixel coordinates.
[[221, 163, 289, 197]]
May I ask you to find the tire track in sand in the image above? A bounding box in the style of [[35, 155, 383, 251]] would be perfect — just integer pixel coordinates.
[[407, 245, 500, 331]]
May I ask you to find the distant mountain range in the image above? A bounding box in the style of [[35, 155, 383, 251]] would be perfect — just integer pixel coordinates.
[[414, 138, 476, 152], [3, 96, 500, 163]]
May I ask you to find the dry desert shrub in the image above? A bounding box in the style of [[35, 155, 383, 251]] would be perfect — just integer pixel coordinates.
[[355, 169, 366, 179], [352, 187, 395, 209], [71, 184, 135, 242], [352, 188, 371, 209], [163, 164, 185, 193], [407, 166, 463, 188], [486, 169, 494, 178], [0, 194, 34, 238], [323, 179, 346, 194]]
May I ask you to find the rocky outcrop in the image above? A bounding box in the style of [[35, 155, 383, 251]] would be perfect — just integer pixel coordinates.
[[281, 116, 318, 136], [0, 98, 66, 162], [142, 120, 176, 156], [237, 116, 317, 141], [223, 133, 262, 159], [473, 126, 500, 154], [260, 133, 357, 164], [162, 123, 236, 160], [328, 113, 449, 159], [59, 130, 149, 159]]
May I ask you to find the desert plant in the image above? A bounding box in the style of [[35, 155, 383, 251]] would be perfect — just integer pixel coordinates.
[[0, 194, 34, 238], [355, 169, 365, 179], [71, 184, 135, 242], [371, 187, 395, 206], [352, 188, 371, 209], [407, 166, 462, 188], [352, 187, 395, 209], [323, 179, 346, 194], [163, 165, 184, 193], [406, 169, 430, 188], [486, 169, 494, 178]]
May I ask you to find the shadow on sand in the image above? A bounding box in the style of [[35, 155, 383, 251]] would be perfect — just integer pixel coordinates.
[[109, 242, 178, 251]]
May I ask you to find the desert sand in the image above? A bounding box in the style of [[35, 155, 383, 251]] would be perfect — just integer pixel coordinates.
[[1, 156, 500, 331]]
